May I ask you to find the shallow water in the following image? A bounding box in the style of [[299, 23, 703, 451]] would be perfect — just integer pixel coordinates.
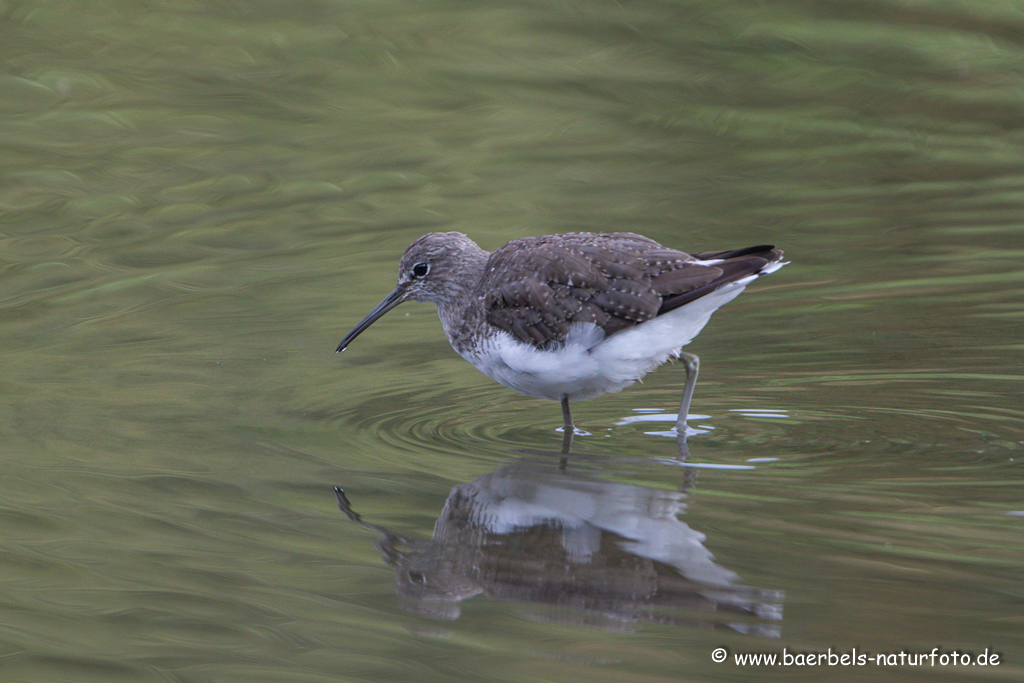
[[2, 0, 1023, 681]]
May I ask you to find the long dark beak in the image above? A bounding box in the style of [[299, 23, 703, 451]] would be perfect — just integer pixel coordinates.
[[336, 286, 406, 352]]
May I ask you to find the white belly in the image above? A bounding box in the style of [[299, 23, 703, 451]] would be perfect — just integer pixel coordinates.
[[457, 276, 755, 403]]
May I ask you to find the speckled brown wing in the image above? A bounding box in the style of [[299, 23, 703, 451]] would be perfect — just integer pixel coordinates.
[[657, 244, 783, 314], [480, 232, 734, 348]]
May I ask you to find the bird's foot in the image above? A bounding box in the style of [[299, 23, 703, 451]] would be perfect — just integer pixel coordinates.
[[555, 426, 590, 436]]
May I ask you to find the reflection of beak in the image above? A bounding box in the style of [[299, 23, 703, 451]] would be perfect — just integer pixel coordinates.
[[336, 286, 406, 352]]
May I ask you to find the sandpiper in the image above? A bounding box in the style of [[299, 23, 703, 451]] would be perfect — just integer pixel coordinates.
[[337, 232, 785, 446]]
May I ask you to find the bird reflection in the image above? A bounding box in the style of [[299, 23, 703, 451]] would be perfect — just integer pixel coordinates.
[[335, 457, 782, 635]]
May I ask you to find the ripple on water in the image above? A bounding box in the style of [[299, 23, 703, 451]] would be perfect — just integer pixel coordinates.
[[323, 333, 1024, 477], [341, 382, 556, 455]]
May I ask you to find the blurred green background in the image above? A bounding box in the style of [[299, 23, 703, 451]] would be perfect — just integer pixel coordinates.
[[1, 1, 1022, 681]]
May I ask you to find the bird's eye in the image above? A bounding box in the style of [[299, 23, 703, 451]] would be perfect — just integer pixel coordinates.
[[411, 262, 429, 278]]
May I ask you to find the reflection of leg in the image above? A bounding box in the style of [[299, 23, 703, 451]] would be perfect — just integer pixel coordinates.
[[561, 395, 574, 454], [675, 352, 700, 438]]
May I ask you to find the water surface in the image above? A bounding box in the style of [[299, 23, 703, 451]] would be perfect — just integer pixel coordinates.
[[1, 0, 1022, 681]]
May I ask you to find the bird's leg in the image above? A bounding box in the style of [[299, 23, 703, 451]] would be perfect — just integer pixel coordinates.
[[561, 395, 574, 454], [560, 394, 574, 431], [675, 352, 700, 440], [675, 431, 692, 461]]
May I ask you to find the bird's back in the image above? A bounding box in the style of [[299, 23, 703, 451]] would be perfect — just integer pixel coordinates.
[[479, 232, 783, 349]]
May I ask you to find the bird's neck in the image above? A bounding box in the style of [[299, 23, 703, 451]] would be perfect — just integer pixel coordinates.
[[434, 244, 489, 352]]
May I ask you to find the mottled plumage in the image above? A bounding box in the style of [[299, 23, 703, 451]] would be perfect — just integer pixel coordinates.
[[338, 231, 785, 446], [479, 233, 781, 348]]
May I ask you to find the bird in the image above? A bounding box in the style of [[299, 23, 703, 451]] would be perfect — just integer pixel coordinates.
[[337, 231, 785, 448]]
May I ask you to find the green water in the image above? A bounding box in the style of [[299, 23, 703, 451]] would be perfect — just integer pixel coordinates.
[[2, 0, 1022, 681]]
